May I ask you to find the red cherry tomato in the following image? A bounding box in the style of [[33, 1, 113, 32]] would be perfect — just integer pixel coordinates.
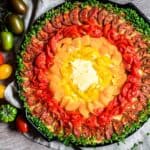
[[16, 115, 29, 133], [0, 53, 4, 65]]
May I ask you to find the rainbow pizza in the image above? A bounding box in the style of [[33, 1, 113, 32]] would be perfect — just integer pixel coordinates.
[[16, 0, 150, 146]]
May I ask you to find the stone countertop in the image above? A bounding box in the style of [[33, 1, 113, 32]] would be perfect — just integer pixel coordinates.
[[0, 123, 51, 150]]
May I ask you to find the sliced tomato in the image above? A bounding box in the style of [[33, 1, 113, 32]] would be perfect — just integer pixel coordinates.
[[88, 7, 99, 25], [127, 75, 139, 83], [131, 66, 141, 77], [116, 37, 129, 53], [35, 52, 46, 69], [69, 8, 81, 25], [121, 82, 131, 97], [107, 29, 120, 43], [106, 98, 119, 113], [79, 8, 89, 24], [124, 45, 135, 54], [86, 116, 99, 128], [103, 23, 111, 37], [63, 25, 80, 38], [37, 69, 48, 83], [123, 53, 133, 64], [98, 114, 110, 126], [87, 25, 103, 38], [70, 112, 83, 127], [133, 56, 141, 68], [49, 36, 57, 54]]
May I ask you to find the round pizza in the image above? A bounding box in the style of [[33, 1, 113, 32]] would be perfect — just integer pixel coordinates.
[[16, 0, 150, 146]]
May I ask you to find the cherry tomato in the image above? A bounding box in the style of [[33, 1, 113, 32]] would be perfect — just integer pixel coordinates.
[[0, 64, 13, 80], [16, 115, 29, 133], [10, 0, 28, 15], [7, 14, 24, 35], [0, 84, 6, 99], [0, 53, 4, 65], [0, 32, 14, 51]]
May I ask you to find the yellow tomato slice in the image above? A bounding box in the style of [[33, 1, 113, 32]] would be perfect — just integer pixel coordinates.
[[81, 35, 90, 46], [79, 102, 89, 118], [65, 99, 80, 111]]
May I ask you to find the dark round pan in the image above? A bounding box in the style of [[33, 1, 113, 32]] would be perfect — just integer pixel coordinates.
[[17, 0, 150, 148]]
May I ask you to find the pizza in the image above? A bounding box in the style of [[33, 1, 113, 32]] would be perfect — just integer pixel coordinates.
[[16, 0, 150, 146]]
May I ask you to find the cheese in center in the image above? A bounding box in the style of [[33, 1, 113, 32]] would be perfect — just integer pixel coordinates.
[[71, 59, 99, 92]]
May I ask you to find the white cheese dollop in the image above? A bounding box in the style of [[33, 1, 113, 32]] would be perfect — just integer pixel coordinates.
[[71, 59, 99, 92]]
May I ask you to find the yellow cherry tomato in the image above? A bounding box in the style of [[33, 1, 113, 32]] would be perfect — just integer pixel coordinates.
[[0, 84, 6, 99], [0, 64, 13, 80]]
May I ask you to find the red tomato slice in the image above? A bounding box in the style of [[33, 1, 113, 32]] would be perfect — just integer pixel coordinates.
[[35, 53, 46, 69], [103, 23, 111, 37], [123, 53, 133, 64], [63, 25, 80, 38], [86, 116, 98, 128], [107, 29, 120, 44], [121, 82, 131, 97], [16, 115, 29, 133], [87, 25, 103, 38]]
